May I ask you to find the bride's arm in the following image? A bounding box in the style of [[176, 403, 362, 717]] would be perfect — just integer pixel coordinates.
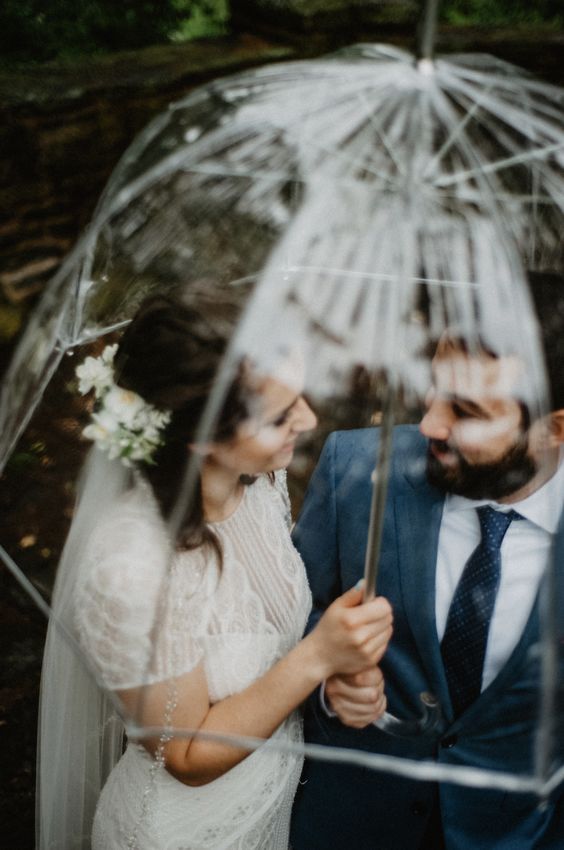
[[118, 583, 392, 786]]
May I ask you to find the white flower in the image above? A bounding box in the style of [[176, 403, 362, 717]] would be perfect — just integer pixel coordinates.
[[106, 441, 126, 463], [151, 409, 171, 428], [103, 386, 146, 428], [76, 358, 113, 396], [75, 345, 117, 396], [90, 409, 120, 434], [82, 421, 112, 443], [75, 344, 171, 467], [101, 344, 118, 364]]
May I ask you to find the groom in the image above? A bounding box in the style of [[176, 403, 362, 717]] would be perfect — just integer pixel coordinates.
[[290, 271, 564, 849]]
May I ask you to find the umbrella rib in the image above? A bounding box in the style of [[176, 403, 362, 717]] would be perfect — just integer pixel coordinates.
[[445, 70, 564, 145], [0, 543, 53, 622], [356, 90, 408, 179], [423, 84, 495, 182], [435, 141, 564, 189], [290, 264, 480, 288], [438, 190, 557, 205], [541, 765, 564, 799]]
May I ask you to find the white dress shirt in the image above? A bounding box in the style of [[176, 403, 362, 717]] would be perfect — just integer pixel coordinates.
[[436, 452, 564, 690]]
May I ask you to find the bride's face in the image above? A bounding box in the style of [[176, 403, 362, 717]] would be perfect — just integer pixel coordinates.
[[209, 372, 317, 476]]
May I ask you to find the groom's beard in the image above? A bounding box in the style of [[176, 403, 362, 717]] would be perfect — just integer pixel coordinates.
[[425, 432, 538, 501]]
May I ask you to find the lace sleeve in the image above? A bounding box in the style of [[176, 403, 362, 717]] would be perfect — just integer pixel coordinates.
[[73, 490, 205, 691]]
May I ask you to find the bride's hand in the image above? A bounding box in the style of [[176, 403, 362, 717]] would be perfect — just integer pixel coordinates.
[[308, 583, 393, 681]]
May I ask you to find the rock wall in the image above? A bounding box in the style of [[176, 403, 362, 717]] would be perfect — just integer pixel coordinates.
[[0, 35, 293, 310], [0, 17, 562, 351], [231, 0, 418, 37]]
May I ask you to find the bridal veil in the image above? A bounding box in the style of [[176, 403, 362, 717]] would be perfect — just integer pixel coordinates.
[[37, 448, 129, 850]]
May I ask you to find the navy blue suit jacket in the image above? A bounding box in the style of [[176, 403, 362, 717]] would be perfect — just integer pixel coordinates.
[[290, 426, 563, 849]]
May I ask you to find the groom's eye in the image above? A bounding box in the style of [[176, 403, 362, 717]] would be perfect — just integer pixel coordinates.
[[272, 410, 291, 428], [452, 402, 476, 420]]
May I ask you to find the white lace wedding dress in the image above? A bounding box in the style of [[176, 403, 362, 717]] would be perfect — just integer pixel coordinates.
[[73, 471, 311, 850]]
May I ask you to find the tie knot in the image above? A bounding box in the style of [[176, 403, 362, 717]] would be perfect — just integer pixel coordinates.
[[476, 505, 522, 549]]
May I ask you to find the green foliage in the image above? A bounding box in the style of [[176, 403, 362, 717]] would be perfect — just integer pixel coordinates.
[[0, 303, 24, 343], [0, 0, 227, 64], [6, 441, 45, 471], [441, 0, 563, 27], [1, 1, 561, 65], [171, 0, 229, 41]]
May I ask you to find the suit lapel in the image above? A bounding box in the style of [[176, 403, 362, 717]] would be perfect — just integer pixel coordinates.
[[394, 481, 452, 712]]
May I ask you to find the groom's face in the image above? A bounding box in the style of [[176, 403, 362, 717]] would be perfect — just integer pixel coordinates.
[[419, 344, 538, 500]]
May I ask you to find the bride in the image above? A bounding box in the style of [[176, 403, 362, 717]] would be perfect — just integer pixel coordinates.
[[37, 294, 392, 850]]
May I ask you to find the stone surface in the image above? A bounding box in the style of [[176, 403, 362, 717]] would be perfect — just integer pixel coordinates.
[[1, 24, 562, 315], [231, 0, 418, 32], [0, 35, 293, 308]]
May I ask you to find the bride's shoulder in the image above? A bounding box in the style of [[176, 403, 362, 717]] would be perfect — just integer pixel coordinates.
[[73, 478, 211, 689], [81, 480, 170, 594], [93, 477, 162, 533]]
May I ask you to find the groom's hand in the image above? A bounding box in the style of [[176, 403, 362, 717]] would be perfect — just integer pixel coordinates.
[[325, 667, 386, 729]]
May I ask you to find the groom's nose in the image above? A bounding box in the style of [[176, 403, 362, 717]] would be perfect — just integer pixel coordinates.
[[419, 394, 452, 442]]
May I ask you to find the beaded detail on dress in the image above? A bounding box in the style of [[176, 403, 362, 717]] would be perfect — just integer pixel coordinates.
[[75, 471, 311, 850]]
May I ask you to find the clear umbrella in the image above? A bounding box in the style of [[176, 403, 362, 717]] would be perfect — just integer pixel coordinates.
[[1, 0, 563, 833], [1, 6, 563, 471]]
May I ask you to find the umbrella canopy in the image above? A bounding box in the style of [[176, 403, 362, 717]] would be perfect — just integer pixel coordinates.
[[1, 43, 562, 469]]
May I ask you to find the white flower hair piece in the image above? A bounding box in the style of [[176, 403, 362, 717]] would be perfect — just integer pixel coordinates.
[[75, 344, 171, 467]]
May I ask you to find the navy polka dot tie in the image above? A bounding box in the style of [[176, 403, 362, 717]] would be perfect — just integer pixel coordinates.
[[441, 506, 522, 717]]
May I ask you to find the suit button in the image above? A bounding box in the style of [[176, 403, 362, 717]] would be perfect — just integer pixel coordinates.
[[411, 801, 427, 817], [441, 734, 458, 749]]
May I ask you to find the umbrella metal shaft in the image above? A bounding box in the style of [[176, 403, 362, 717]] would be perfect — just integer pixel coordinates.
[[363, 387, 395, 601], [417, 0, 441, 62], [362, 386, 445, 738]]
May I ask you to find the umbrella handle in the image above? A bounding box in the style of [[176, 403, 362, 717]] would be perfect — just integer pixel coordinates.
[[373, 691, 444, 738]]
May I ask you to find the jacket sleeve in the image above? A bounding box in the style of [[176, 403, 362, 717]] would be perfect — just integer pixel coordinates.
[[292, 432, 343, 634]]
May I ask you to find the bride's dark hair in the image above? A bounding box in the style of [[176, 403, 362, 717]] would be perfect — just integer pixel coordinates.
[[113, 293, 249, 558]]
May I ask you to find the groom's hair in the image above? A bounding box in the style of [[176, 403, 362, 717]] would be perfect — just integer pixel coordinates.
[[527, 270, 564, 411], [421, 269, 564, 414]]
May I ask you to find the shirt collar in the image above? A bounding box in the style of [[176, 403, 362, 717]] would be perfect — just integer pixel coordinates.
[[444, 448, 564, 535]]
